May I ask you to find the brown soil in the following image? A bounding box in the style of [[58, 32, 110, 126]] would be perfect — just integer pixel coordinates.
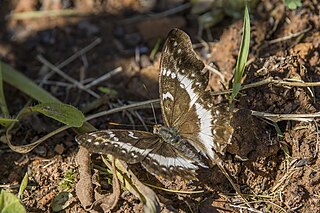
[[0, 0, 319, 212]]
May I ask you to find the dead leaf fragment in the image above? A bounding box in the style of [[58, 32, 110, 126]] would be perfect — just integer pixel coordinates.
[[76, 147, 94, 208]]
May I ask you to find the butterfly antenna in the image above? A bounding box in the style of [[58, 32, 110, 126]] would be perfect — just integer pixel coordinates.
[[134, 110, 149, 131], [215, 159, 251, 208], [142, 83, 158, 125]]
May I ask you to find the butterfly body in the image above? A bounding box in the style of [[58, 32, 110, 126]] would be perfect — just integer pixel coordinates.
[[153, 125, 180, 144], [76, 28, 233, 179], [154, 125, 206, 167]]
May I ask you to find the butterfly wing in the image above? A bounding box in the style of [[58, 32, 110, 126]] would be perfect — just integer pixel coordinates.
[[76, 129, 202, 179], [160, 29, 233, 160], [76, 130, 159, 164], [160, 28, 208, 128], [141, 142, 201, 179]]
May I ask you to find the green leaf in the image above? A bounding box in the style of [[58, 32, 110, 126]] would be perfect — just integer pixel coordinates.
[[0, 118, 18, 127], [58, 169, 75, 190], [0, 190, 26, 213], [51, 192, 73, 212], [30, 103, 85, 127], [0, 63, 9, 118], [284, 0, 302, 10], [18, 173, 28, 200], [231, 5, 250, 103]]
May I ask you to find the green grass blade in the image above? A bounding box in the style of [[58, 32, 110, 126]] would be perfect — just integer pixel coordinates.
[[18, 172, 28, 200], [1, 61, 59, 103], [0, 63, 10, 117], [230, 5, 250, 104]]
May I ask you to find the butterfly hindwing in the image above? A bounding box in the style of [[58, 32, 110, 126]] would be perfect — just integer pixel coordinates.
[[76, 129, 202, 179], [141, 142, 200, 179], [76, 130, 159, 164]]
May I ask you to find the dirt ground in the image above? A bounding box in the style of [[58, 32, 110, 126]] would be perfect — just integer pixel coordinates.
[[0, 0, 319, 212]]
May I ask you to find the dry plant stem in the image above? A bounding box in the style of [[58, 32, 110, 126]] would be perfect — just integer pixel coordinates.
[[119, 3, 191, 24], [7, 9, 88, 20], [251, 110, 320, 122], [85, 99, 160, 121], [205, 64, 225, 82], [84, 67, 123, 89], [230, 199, 287, 213], [267, 26, 312, 44], [313, 121, 319, 157], [6, 122, 70, 153], [211, 77, 320, 96], [39, 38, 102, 85], [270, 170, 296, 194], [39, 80, 77, 87], [37, 55, 100, 98]]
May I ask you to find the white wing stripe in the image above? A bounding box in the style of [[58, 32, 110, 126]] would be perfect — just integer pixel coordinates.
[[176, 72, 215, 159]]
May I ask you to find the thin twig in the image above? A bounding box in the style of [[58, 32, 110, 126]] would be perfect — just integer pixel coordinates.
[[37, 80, 75, 87], [314, 120, 319, 158], [40, 38, 102, 85], [119, 3, 191, 24], [84, 67, 123, 89], [205, 64, 225, 82], [85, 99, 160, 122], [267, 26, 312, 44], [37, 55, 100, 98], [211, 77, 320, 96], [7, 9, 88, 20], [251, 110, 320, 122]]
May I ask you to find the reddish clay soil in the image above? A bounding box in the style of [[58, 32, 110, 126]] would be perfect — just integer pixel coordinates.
[[0, 0, 319, 212]]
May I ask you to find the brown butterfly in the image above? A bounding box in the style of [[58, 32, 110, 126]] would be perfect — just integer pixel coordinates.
[[76, 29, 233, 179]]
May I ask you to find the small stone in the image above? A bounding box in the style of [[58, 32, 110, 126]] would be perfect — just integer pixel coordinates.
[[54, 144, 65, 155]]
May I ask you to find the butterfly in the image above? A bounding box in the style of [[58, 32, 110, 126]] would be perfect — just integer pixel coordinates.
[[75, 28, 234, 179]]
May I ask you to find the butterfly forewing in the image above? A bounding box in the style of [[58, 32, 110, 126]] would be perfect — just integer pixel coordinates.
[[160, 29, 208, 128], [160, 29, 233, 160]]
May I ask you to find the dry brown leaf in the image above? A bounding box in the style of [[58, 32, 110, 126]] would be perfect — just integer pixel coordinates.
[[75, 147, 94, 208]]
